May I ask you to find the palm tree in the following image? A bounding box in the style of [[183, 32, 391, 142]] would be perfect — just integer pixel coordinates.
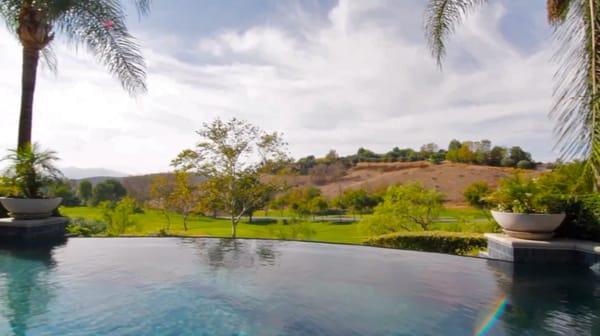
[[0, 0, 150, 149], [424, 0, 600, 188]]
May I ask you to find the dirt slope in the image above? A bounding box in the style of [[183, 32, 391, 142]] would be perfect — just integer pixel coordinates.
[[298, 161, 542, 205]]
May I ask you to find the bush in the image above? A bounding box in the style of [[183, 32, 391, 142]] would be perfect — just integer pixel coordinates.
[[66, 217, 107, 236], [500, 158, 515, 167], [463, 181, 492, 209], [556, 195, 600, 241], [364, 231, 487, 256], [516, 160, 535, 169]]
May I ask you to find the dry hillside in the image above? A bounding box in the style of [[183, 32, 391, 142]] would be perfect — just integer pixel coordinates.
[[287, 161, 542, 206]]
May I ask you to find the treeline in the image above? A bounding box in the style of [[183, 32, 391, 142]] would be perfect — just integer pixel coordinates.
[[292, 139, 536, 176]]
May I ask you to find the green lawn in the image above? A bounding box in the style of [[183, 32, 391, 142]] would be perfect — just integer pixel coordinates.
[[60, 206, 493, 245]]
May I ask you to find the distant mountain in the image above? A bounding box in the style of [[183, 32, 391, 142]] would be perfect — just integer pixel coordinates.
[[61, 167, 128, 180]]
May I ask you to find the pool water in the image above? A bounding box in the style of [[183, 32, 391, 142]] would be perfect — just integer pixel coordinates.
[[0, 238, 598, 335]]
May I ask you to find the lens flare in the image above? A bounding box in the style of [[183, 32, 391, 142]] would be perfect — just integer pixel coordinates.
[[475, 295, 508, 336]]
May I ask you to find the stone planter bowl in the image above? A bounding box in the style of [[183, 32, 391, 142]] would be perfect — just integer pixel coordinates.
[[491, 210, 566, 240], [0, 197, 63, 220]]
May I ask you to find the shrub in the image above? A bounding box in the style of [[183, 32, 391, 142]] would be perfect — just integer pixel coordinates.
[[100, 197, 137, 236], [516, 160, 535, 169], [66, 217, 107, 237], [463, 181, 492, 209], [500, 158, 515, 167], [556, 195, 600, 241], [364, 231, 486, 256]]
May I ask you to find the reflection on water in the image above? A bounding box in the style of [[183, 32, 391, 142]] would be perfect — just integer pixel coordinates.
[[184, 238, 281, 269], [0, 241, 65, 336], [0, 238, 598, 335], [486, 261, 600, 335]]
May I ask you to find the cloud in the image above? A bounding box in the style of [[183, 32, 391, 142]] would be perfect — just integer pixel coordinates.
[[0, 0, 556, 174]]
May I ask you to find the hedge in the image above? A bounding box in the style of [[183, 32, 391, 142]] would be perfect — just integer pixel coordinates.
[[364, 231, 487, 256]]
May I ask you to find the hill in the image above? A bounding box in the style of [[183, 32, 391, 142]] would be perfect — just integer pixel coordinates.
[[282, 161, 542, 205], [62, 167, 127, 180]]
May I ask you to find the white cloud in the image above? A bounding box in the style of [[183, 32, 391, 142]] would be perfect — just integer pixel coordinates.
[[0, 0, 556, 174]]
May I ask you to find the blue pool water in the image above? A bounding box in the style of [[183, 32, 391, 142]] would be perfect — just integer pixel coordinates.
[[0, 238, 598, 335]]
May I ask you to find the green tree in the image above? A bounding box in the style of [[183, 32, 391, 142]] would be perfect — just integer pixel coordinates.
[[99, 196, 136, 236], [0, 0, 150, 149], [448, 139, 461, 151], [77, 180, 92, 205], [424, 0, 600, 188], [48, 179, 79, 206], [308, 196, 328, 220], [489, 146, 507, 166], [335, 189, 381, 219], [172, 118, 288, 237], [362, 182, 444, 235], [91, 179, 127, 206]]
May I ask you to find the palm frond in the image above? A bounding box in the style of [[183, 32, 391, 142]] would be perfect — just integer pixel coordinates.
[[551, 0, 600, 187], [424, 0, 487, 67], [0, 0, 20, 33], [548, 0, 573, 25], [41, 45, 58, 72], [54, 0, 147, 95]]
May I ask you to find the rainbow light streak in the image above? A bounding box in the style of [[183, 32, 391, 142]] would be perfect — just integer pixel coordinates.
[[475, 295, 508, 336]]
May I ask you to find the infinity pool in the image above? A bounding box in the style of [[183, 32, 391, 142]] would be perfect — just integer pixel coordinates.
[[0, 238, 598, 335]]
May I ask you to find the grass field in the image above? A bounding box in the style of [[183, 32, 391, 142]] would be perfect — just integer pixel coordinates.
[[60, 206, 493, 245]]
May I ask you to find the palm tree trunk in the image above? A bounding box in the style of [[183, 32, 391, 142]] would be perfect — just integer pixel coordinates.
[[18, 46, 39, 149]]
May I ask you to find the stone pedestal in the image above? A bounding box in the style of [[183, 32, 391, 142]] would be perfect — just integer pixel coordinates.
[[483, 233, 600, 267], [0, 217, 68, 241]]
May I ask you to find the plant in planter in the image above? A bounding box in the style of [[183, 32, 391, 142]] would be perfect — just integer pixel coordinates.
[[487, 174, 567, 240], [0, 144, 63, 219]]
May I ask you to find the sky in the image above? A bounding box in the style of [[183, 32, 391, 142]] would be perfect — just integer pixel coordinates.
[[0, 0, 555, 175]]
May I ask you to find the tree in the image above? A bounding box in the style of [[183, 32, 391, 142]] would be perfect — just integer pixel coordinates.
[[448, 139, 462, 151], [509, 146, 532, 163], [335, 189, 381, 219], [91, 179, 127, 206], [489, 146, 507, 166], [172, 118, 288, 237], [424, 0, 600, 188], [78, 180, 92, 205], [361, 182, 444, 235], [48, 179, 79, 206], [149, 175, 176, 232], [1, 0, 150, 149], [308, 196, 328, 220], [169, 171, 200, 231], [457, 143, 476, 163]]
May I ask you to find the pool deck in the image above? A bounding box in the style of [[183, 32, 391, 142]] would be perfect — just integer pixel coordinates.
[[483, 233, 600, 267], [0, 217, 68, 241]]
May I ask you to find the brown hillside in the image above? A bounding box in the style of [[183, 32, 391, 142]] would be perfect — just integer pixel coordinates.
[[292, 161, 541, 205]]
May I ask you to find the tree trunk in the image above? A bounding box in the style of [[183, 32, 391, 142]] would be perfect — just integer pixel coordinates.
[[18, 46, 39, 149]]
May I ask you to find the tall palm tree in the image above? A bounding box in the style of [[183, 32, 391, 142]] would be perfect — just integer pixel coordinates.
[[0, 0, 150, 149], [424, 0, 600, 188]]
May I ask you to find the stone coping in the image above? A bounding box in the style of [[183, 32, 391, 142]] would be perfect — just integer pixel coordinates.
[[485, 233, 600, 255], [0, 217, 69, 228]]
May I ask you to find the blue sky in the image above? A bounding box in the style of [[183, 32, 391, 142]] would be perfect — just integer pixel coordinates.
[[0, 0, 557, 174]]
